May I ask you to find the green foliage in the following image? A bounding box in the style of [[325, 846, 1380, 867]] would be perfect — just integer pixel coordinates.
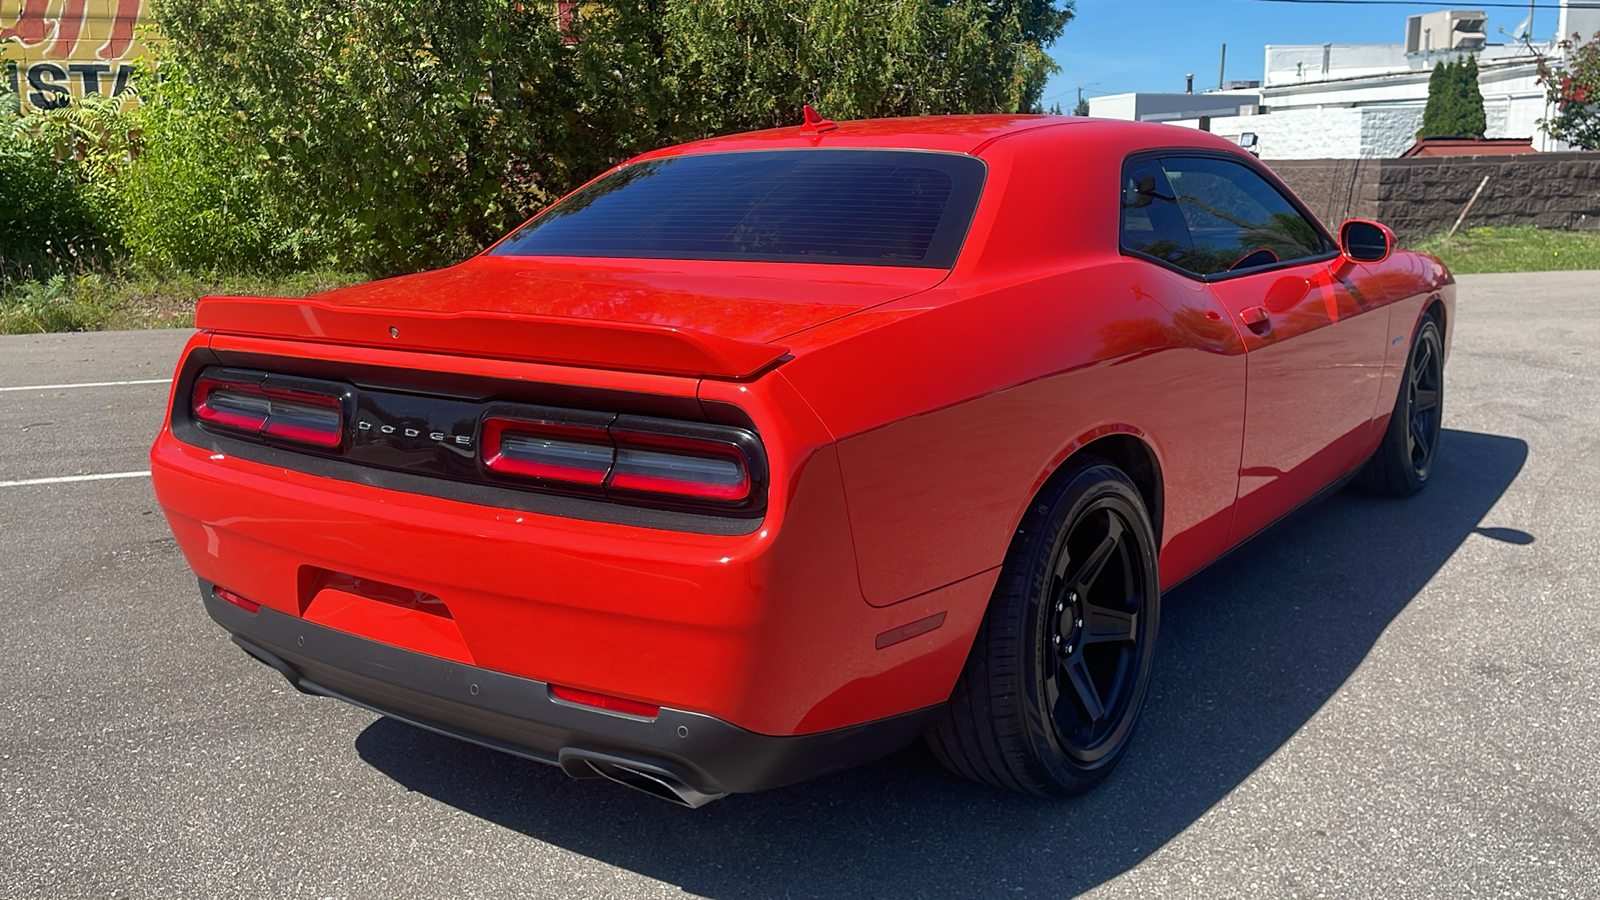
[[0, 274, 105, 333], [664, 0, 1069, 132], [0, 263, 365, 335], [117, 64, 317, 272], [1074, 96, 1090, 117], [141, 0, 1075, 277], [1539, 32, 1600, 150], [5, 0, 1077, 328], [1418, 55, 1487, 139], [0, 92, 124, 282]]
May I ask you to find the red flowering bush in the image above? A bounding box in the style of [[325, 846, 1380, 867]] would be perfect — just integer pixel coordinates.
[[1540, 32, 1600, 150]]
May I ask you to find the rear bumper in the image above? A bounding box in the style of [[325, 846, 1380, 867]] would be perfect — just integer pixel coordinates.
[[203, 581, 936, 802]]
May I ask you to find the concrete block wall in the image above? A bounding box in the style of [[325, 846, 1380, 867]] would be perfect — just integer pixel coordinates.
[[1265, 152, 1600, 242]]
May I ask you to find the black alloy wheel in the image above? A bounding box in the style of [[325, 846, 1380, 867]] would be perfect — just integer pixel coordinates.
[[1037, 499, 1152, 766], [1357, 313, 1445, 497], [1405, 322, 1443, 480], [927, 461, 1161, 796]]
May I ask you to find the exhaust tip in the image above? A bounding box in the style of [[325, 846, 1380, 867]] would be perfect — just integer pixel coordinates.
[[558, 748, 726, 808]]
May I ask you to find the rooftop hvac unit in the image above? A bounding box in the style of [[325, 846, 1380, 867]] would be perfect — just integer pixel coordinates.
[[1406, 10, 1488, 54]]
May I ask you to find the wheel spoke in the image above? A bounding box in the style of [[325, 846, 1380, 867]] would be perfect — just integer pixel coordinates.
[[1056, 513, 1123, 593], [1414, 387, 1439, 412], [1043, 669, 1080, 738], [1411, 420, 1432, 459], [1081, 604, 1137, 645], [1413, 342, 1433, 380], [1063, 652, 1105, 723]]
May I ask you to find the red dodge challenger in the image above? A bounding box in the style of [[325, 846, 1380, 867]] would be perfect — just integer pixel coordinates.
[[151, 114, 1453, 806]]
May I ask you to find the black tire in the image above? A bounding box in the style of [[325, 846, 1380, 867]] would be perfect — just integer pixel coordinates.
[[926, 461, 1161, 796], [1357, 314, 1444, 497]]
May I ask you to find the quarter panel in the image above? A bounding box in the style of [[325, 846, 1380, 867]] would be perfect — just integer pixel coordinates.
[[783, 258, 1248, 605]]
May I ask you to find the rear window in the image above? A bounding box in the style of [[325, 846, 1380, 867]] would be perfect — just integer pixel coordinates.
[[492, 149, 986, 268]]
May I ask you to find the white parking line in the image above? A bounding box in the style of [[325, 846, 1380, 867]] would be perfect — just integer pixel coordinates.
[[0, 471, 152, 488], [0, 378, 169, 393]]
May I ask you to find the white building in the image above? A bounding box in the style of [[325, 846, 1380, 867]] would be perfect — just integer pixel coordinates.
[[1088, 1, 1600, 159]]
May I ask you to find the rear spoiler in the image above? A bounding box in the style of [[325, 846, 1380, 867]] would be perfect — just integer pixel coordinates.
[[194, 296, 790, 380]]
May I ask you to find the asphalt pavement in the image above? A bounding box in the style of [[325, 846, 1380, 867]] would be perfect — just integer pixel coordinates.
[[1, 272, 1596, 899]]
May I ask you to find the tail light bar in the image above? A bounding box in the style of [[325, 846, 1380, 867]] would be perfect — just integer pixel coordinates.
[[182, 363, 767, 517], [193, 369, 348, 448], [480, 409, 764, 511]]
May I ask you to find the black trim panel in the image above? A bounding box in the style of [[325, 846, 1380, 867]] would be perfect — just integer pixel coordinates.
[[201, 580, 937, 797]]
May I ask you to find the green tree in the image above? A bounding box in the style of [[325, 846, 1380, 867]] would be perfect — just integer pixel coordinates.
[[136, 0, 1075, 277], [1418, 55, 1487, 139], [1074, 96, 1090, 116], [1539, 31, 1600, 150]]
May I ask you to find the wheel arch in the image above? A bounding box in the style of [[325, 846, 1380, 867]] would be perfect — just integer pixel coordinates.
[[1424, 295, 1448, 355], [1077, 434, 1164, 549], [1028, 430, 1165, 552], [928, 428, 1166, 713]]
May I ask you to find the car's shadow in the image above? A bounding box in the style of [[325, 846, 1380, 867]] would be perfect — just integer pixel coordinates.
[[356, 428, 1528, 898]]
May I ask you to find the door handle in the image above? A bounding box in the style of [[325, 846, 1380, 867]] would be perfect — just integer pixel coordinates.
[[1239, 305, 1271, 334]]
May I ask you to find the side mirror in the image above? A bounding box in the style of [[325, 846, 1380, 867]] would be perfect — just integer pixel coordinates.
[[1339, 219, 1394, 264]]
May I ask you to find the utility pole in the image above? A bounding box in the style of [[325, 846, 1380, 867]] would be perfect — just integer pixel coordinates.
[[1219, 43, 1227, 90], [1073, 83, 1096, 116]]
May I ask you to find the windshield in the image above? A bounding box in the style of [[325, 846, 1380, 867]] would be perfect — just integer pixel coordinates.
[[492, 149, 986, 268]]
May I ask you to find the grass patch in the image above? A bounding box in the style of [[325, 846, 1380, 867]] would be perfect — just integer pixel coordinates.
[[1410, 226, 1600, 275], [0, 266, 366, 335]]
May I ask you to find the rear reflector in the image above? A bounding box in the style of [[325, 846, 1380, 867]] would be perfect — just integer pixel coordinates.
[[549, 685, 660, 718], [214, 586, 260, 614], [194, 374, 344, 448]]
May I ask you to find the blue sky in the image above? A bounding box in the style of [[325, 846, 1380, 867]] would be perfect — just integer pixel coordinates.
[[1038, 0, 1541, 106]]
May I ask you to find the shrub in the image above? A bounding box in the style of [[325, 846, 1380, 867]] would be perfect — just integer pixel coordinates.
[[0, 93, 118, 281], [117, 65, 320, 273], [1539, 32, 1600, 150]]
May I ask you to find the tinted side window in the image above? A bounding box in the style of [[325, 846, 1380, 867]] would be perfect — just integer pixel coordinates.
[[1159, 157, 1332, 276], [1120, 158, 1194, 268]]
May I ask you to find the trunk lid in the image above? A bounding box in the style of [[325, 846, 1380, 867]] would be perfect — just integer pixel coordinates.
[[195, 256, 945, 379]]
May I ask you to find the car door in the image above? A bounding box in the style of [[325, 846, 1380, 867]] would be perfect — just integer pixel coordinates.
[[1153, 154, 1390, 544], [1118, 156, 1250, 582]]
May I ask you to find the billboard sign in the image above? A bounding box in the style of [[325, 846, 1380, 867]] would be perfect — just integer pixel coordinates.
[[2, 0, 150, 111]]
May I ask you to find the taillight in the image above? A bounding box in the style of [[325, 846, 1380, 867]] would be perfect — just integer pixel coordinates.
[[479, 411, 760, 509], [482, 417, 613, 485], [194, 373, 344, 448], [608, 430, 750, 501]]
